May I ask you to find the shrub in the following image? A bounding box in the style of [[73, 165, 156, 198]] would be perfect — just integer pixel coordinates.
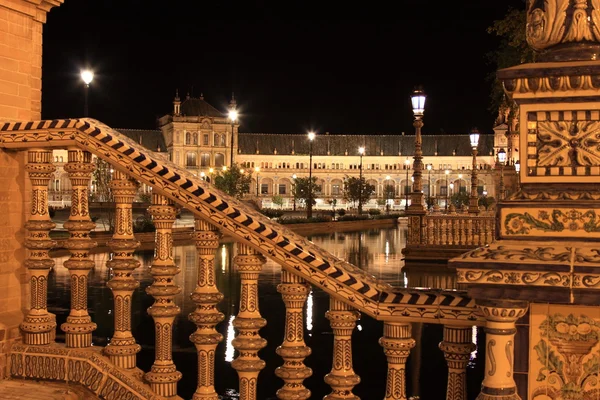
[[133, 214, 155, 233], [337, 209, 346, 217], [280, 216, 331, 224], [337, 214, 371, 222], [261, 208, 284, 219], [368, 209, 381, 216]]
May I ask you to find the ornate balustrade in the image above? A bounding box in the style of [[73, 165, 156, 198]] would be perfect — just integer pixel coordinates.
[[0, 119, 514, 400], [423, 212, 496, 248]]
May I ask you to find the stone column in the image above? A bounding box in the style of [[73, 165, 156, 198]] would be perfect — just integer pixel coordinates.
[[144, 194, 182, 397], [20, 149, 57, 345], [275, 270, 312, 400], [476, 300, 528, 400], [189, 219, 224, 400], [104, 170, 141, 369], [439, 325, 476, 400], [231, 243, 267, 400], [379, 322, 415, 400], [324, 298, 361, 400], [60, 149, 97, 348]]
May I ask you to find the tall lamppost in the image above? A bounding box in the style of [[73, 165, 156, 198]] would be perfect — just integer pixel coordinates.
[[80, 69, 94, 117], [228, 108, 238, 167], [498, 148, 507, 200], [469, 127, 480, 214], [292, 174, 297, 211], [404, 158, 410, 211], [515, 160, 521, 191], [254, 166, 260, 196], [409, 87, 426, 211], [445, 169, 450, 212], [358, 146, 365, 214], [307, 131, 316, 218]]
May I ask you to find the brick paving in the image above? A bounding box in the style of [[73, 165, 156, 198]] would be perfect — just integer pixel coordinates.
[[0, 379, 98, 399]]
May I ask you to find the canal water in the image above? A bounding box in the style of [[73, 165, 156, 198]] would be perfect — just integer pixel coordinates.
[[48, 227, 484, 399]]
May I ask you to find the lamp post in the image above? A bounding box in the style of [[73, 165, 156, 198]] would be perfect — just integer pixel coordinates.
[[426, 164, 432, 209], [445, 169, 450, 212], [307, 131, 316, 219], [200, 171, 206, 181], [292, 174, 297, 211], [498, 148, 507, 200], [80, 69, 94, 117], [358, 146, 365, 214], [515, 160, 521, 191], [409, 86, 426, 211], [254, 166, 260, 197], [469, 127, 480, 214], [449, 182, 454, 202], [404, 158, 410, 211], [228, 108, 238, 167]]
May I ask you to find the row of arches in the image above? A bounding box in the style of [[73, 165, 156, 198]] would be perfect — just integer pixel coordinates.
[[182, 132, 228, 147]]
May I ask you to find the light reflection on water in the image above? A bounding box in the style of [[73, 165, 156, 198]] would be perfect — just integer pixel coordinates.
[[48, 226, 483, 399]]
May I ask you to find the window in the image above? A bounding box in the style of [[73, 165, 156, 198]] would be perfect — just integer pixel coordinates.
[[278, 184, 286, 195], [203, 134, 209, 145], [201, 153, 210, 167], [192, 132, 198, 145], [332, 184, 340, 195], [186, 152, 197, 166], [215, 153, 225, 167], [404, 185, 411, 195], [186, 132, 191, 145], [214, 133, 219, 146], [220, 134, 226, 146], [440, 186, 448, 196], [261, 183, 269, 194]]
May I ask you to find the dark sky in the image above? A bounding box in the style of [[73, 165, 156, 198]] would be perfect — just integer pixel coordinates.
[[41, 0, 526, 135]]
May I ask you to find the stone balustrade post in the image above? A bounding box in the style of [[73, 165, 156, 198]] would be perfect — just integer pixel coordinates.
[[476, 300, 528, 400], [275, 270, 312, 400], [20, 149, 57, 345], [439, 325, 476, 400], [104, 170, 141, 369], [324, 298, 361, 400], [231, 243, 267, 400], [60, 149, 97, 348], [379, 322, 415, 400], [144, 194, 182, 397], [189, 219, 224, 400]]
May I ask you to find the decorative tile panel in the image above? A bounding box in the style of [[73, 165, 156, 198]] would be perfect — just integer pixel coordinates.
[[501, 207, 600, 239]]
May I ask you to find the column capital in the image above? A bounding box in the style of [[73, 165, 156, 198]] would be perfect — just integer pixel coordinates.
[[476, 299, 528, 324]]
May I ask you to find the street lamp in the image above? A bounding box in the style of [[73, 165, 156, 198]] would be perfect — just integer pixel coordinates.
[[445, 169, 450, 212], [404, 158, 410, 211], [409, 86, 426, 211], [426, 164, 432, 210], [515, 160, 521, 191], [80, 69, 94, 117], [469, 127, 480, 214], [292, 174, 297, 211], [307, 131, 316, 219], [254, 166, 260, 197], [228, 108, 238, 167], [200, 171, 206, 180], [358, 146, 365, 214], [498, 148, 507, 200]]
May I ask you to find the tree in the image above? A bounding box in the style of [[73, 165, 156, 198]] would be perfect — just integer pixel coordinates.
[[272, 194, 284, 209], [293, 176, 320, 217], [343, 176, 375, 212], [450, 191, 470, 208], [383, 184, 395, 213], [214, 163, 252, 199], [486, 3, 535, 120]]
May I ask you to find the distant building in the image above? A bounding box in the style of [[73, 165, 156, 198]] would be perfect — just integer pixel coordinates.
[[51, 94, 516, 210]]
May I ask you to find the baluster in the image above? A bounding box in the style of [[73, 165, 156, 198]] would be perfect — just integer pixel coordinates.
[[275, 271, 312, 400], [20, 149, 57, 345], [487, 219, 494, 244], [439, 326, 475, 400], [144, 194, 182, 397], [324, 298, 361, 400], [104, 170, 141, 368], [467, 219, 473, 246], [427, 218, 434, 245], [457, 219, 463, 246], [189, 219, 224, 400], [60, 149, 97, 347], [450, 219, 456, 246], [446, 218, 451, 245], [232, 243, 267, 400], [379, 322, 415, 400], [483, 219, 490, 245], [477, 219, 483, 247]]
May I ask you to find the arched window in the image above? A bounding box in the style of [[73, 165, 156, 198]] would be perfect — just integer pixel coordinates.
[[186, 132, 191, 145], [201, 153, 210, 167], [192, 132, 198, 145], [186, 152, 197, 166], [220, 135, 226, 146], [214, 133, 219, 146], [215, 153, 225, 167]]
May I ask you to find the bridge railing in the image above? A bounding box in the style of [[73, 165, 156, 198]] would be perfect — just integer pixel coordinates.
[[424, 212, 495, 248], [1, 119, 497, 400]]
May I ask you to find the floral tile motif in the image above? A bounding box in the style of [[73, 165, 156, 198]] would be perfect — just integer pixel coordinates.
[[530, 304, 600, 399], [501, 208, 600, 238]]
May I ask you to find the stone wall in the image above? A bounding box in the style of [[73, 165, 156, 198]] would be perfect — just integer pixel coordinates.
[[0, 0, 63, 379]]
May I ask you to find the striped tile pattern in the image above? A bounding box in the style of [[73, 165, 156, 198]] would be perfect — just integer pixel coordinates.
[[0, 119, 481, 324]]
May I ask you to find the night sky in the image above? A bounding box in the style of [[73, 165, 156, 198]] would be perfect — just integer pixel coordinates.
[[41, 0, 526, 135]]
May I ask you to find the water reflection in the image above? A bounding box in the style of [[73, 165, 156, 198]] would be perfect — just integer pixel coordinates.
[[47, 227, 483, 399]]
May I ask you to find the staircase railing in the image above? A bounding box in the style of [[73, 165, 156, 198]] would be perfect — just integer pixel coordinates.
[[1, 119, 485, 400]]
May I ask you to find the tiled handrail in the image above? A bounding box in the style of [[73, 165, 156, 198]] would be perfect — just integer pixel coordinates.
[[0, 118, 482, 325]]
